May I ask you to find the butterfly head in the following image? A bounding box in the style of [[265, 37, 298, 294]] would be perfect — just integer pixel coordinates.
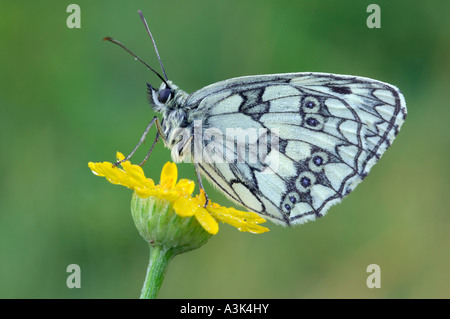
[[147, 81, 188, 113]]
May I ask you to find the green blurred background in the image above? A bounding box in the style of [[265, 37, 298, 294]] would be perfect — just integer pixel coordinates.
[[0, 0, 448, 298]]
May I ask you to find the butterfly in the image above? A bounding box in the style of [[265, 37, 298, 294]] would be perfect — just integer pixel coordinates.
[[105, 11, 407, 226]]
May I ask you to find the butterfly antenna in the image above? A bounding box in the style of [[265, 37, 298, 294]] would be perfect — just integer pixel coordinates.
[[103, 36, 169, 87], [138, 10, 168, 81]]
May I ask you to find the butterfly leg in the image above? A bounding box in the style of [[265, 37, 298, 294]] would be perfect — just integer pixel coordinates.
[[194, 163, 209, 207], [139, 132, 160, 166], [115, 116, 165, 166]]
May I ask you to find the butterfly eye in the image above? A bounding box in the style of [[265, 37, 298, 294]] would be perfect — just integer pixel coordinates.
[[158, 88, 172, 103]]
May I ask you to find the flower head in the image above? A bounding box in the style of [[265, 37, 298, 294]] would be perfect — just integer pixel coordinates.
[[88, 152, 269, 235]]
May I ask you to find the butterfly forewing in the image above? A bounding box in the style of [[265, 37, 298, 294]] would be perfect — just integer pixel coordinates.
[[182, 73, 406, 226]]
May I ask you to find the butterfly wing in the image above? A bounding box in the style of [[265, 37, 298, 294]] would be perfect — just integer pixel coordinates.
[[183, 73, 406, 226]]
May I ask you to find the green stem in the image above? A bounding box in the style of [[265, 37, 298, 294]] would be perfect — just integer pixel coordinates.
[[140, 244, 175, 299]]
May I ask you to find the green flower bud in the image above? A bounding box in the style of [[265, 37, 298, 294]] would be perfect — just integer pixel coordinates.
[[131, 191, 213, 255]]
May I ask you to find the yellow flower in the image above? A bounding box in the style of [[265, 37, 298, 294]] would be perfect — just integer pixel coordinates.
[[88, 152, 269, 235]]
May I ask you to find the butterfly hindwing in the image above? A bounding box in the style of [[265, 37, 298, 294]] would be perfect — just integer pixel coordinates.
[[184, 72, 406, 226]]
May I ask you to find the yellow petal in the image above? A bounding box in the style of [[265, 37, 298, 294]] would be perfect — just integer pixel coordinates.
[[121, 160, 153, 188], [88, 156, 156, 192], [88, 162, 106, 177], [197, 189, 207, 206], [174, 196, 219, 234], [173, 196, 196, 217], [89, 161, 128, 185], [208, 205, 269, 234], [160, 162, 177, 189], [116, 152, 126, 162], [174, 179, 195, 196], [194, 207, 219, 235], [88, 161, 114, 177], [134, 187, 157, 198], [236, 223, 270, 234], [155, 190, 181, 202], [105, 166, 129, 185]]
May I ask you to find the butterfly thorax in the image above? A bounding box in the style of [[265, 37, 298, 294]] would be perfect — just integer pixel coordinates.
[[148, 81, 193, 162]]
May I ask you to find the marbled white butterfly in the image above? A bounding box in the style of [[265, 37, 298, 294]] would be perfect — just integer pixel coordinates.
[[106, 11, 407, 226]]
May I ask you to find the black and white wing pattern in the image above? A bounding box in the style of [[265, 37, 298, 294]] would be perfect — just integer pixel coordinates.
[[184, 73, 407, 226]]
